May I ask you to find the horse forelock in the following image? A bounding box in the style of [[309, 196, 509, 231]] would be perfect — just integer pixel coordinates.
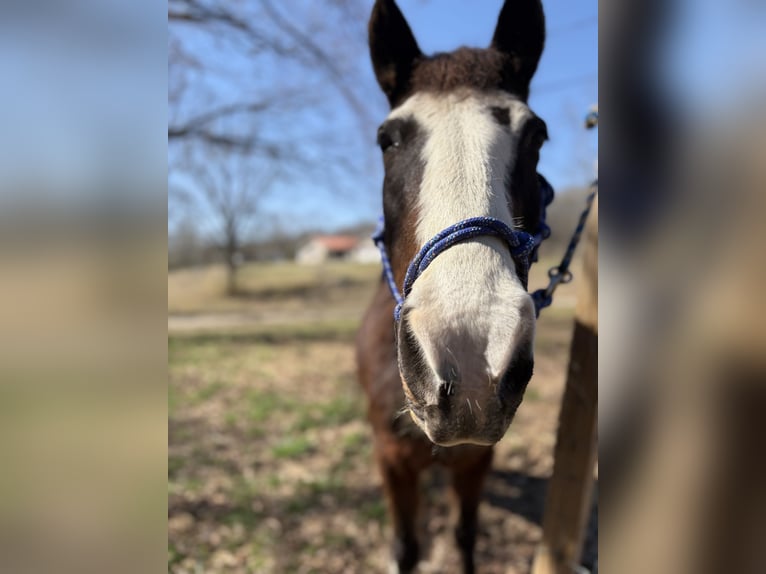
[[392, 47, 530, 107]]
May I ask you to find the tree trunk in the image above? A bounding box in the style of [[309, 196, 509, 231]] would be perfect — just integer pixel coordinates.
[[224, 224, 239, 296], [226, 257, 237, 296]]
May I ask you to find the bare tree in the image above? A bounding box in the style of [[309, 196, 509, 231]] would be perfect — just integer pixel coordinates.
[[169, 216, 205, 269], [168, 0, 382, 269], [168, 0, 375, 152], [185, 151, 276, 294]]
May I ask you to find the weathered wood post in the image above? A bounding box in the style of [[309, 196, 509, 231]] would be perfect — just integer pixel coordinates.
[[531, 195, 598, 574]]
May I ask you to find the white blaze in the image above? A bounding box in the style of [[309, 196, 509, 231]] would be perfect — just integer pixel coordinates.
[[388, 91, 535, 395]]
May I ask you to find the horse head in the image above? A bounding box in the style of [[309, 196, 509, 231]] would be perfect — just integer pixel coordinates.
[[370, 0, 548, 446]]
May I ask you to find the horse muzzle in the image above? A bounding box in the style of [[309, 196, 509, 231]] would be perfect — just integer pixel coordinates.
[[397, 304, 535, 446]]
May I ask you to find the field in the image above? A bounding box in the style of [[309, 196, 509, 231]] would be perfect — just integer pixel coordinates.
[[169, 260, 578, 573]]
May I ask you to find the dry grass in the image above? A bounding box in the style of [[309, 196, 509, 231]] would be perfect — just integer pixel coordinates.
[[168, 260, 577, 573], [168, 259, 576, 321], [168, 261, 382, 316]]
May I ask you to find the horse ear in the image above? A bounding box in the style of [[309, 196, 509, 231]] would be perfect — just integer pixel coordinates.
[[490, 0, 545, 96], [369, 0, 422, 107]]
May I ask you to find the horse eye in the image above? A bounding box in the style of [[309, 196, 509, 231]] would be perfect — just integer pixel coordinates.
[[525, 121, 548, 152], [377, 130, 393, 152], [377, 125, 400, 152], [530, 129, 546, 151]]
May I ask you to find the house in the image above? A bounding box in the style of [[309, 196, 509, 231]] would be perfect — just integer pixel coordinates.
[[295, 234, 379, 264], [349, 238, 380, 263], [296, 235, 359, 264]]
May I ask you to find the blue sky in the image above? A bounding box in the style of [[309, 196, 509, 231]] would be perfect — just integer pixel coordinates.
[[171, 0, 599, 237], [269, 0, 597, 235], [392, 0, 598, 185]]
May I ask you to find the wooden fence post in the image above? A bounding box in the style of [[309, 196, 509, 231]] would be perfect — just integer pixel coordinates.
[[531, 198, 598, 574]]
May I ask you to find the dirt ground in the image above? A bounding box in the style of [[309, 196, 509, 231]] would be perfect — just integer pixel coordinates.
[[168, 262, 580, 573]]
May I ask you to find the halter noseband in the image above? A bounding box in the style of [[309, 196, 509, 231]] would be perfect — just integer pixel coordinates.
[[373, 174, 555, 322]]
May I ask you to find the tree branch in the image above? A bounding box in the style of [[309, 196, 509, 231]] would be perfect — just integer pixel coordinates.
[[169, 0, 252, 35], [168, 99, 276, 146], [260, 0, 373, 126]]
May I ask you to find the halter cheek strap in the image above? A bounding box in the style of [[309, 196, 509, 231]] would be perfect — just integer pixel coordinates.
[[373, 175, 555, 321]]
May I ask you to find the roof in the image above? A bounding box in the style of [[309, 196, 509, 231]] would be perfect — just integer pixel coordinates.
[[310, 235, 359, 252]]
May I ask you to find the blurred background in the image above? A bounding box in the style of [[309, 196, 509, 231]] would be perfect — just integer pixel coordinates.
[[167, 0, 597, 572]]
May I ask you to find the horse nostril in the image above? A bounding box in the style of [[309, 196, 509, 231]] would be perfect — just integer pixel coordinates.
[[437, 361, 459, 396], [500, 351, 534, 399], [396, 313, 432, 400], [436, 382, 453, 416]]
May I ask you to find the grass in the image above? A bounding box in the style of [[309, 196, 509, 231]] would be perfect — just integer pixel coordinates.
[[292, 394, 364, 432], [286, 475, 347, 514], [358, 499, 387, 524], [168, 337, 230, 369], [168, 261, 381, 315], [168, 256, 576, 317], [342, 430, 367, 450], [318, 393, 361, 425], [168, 455, 185, 478], [168, 258, 577, 573], [169, 318, 361, 347], [193, 380, 225, 404], [168, 544, 183, 568], [168, 384, 181, 418], [168, 265, 371, 568], [247, 389, 291, 423], [224, 478, 265, 528], [271, 435, 314, 459]]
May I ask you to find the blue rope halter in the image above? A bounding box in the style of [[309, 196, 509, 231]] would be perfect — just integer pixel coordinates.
[[373, 174, 555, 322]]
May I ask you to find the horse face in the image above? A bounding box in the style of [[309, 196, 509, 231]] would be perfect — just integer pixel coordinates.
[[370, 0, 547, 446]]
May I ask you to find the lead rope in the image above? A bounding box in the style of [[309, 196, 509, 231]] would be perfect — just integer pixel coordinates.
[[531, 106, 598, 316], [530, 184, 597, 315]]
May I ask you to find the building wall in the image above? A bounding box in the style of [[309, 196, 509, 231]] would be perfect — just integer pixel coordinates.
[[295, 240, 327, 264]]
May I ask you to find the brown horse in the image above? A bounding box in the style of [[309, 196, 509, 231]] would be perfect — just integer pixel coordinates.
[[356, 1, 548, 572]]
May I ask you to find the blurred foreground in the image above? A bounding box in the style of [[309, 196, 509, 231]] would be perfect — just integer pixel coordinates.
[[601, 1, 766, 571]]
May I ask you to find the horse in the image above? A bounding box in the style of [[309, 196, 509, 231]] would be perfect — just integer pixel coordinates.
[[356, 1, 549, 572]]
